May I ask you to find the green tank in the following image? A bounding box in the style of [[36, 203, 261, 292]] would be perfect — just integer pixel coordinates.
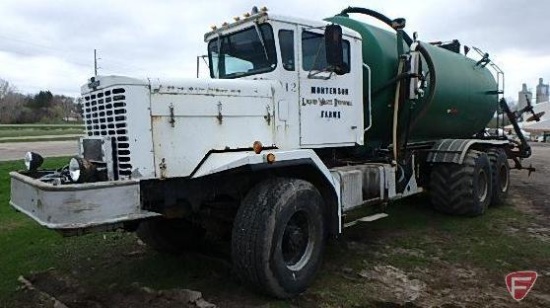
[[327, 15, 498, 145]]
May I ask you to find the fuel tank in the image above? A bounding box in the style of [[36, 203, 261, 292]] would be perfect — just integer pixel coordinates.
[[328, 15, 498, 145]]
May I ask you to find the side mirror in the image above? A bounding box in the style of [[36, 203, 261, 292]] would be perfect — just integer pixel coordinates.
[[324, 24, 347, 75]]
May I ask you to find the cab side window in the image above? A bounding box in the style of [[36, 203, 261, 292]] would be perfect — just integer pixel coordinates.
[[279, 30, 295, 71]]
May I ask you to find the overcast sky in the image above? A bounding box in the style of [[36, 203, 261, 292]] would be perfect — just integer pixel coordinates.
[[0, 0, 549, 100]]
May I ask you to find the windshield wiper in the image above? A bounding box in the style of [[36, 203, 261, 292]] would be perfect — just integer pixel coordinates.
[[253, 23, 269, 61]]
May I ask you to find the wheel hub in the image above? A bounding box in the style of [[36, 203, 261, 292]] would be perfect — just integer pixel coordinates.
[[500, 165, 509, 192], [478, 169, 489, 202], [282, 211, 314, 271]]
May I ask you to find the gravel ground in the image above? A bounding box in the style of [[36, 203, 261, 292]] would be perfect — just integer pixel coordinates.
[[0, 140, 77, 161]]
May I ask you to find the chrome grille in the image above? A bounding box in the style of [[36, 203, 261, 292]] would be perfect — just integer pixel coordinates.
[[83, 88, 132, 179]]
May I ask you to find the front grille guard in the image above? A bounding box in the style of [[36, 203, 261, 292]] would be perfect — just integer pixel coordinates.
[[83, 87, 132, 179]]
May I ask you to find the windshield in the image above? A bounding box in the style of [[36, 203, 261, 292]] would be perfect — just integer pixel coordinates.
[[208, 23, 277, 79]]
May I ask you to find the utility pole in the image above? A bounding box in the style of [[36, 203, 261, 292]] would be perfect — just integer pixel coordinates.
[[94, 49, 98, 76]]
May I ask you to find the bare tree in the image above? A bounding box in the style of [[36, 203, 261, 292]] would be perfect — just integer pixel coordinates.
[[0, 78, 23, 123], [0, 78, 16, 100], [0, 78, 81, 123], [50, 95, 77, 122], [60, 96, 75, 122]]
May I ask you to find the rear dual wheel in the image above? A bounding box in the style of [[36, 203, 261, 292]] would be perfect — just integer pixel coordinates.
[[487, 148, 510, 206], [430, 150, 492, 216]]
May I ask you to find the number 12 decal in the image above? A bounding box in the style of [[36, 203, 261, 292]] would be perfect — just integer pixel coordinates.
[[285, 82, 297, 92]]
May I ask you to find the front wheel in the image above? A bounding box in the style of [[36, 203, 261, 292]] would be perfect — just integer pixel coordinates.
[[231, 178, 325, 298]]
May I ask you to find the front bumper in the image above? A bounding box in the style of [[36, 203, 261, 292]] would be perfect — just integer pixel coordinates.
[[9, 172, 160, 232]]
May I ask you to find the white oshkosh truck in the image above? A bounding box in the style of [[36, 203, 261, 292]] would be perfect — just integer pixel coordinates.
[[10, 6, 534, 297]]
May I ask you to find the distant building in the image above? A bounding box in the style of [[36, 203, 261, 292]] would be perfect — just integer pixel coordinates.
[[518, 83, 533, 110], [536, 78, 549, 104]]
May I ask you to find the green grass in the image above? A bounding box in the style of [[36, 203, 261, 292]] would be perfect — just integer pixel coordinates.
[[0, 159, 549, 306], [0, 124, 83, 128], [0, 125, 83, 142], [311, 199, 550, 306], [0, 136, 80, 143], [0, 158, 111, 299], [0, 158, 272, 306], [380, 203, 548, 271], [0, 158, 68, 298], [0, 124, 83, 140], [0, 129, 83, 138]]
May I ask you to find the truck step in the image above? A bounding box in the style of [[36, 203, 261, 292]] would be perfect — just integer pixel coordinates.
[[344, 213, 389, 228]]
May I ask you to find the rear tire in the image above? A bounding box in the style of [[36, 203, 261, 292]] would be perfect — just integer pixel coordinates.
[[231, 178, 325, 298], [487, 148, 510, 206], [430, 150, 492, 216], [136, 218, 205, 254]]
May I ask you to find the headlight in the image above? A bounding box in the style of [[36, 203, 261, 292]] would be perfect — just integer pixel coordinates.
[[24, 152, 44, 171], [68, 157, 95, 183], [68, 158, 81, 182]]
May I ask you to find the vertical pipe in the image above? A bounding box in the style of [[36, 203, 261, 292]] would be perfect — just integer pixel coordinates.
[[196, 56, 200, 78], [94, 49, 98, 76], [396, 30, 404, 57], [392, 60, 404, 161]]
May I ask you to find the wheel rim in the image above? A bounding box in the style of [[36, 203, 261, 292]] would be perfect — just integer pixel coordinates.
[[499, 164, 509, 192], [478, 169, 489, 203], [281, 211, 314, 271]]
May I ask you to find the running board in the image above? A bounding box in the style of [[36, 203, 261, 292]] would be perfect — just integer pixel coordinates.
[[343, 213, 389, 228]]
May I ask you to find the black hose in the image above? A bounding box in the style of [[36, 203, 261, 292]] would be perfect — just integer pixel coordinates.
[[499, 98, 532, 158], [404, 42, 437, 141], [338, 7, 434, 145], [373, 72, 421, 97], [337, 7, 413, 46], [402, 102, 415, 153]]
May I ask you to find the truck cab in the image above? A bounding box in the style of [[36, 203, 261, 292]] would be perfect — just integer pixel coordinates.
[[203, 10, 364, 149]]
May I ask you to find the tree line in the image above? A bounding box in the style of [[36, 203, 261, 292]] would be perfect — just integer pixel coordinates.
[[0, 78, 83, 124]]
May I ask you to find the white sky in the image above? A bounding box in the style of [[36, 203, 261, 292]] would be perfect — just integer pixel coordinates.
[[0, 0, 549, 100]]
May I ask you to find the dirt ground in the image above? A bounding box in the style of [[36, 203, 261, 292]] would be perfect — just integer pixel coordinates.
[[509, 143, 550, 218], [6, 143, 550, 308]]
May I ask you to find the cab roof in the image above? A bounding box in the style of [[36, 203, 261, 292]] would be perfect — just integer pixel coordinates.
[[203, 11, 361, 42]]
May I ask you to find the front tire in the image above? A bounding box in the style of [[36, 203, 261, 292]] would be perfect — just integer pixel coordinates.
[[430, 150, 492, 216], [231, 178, 325, 298]]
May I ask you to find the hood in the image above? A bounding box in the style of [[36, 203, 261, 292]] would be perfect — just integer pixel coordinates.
[[150, 78, 276, 99]]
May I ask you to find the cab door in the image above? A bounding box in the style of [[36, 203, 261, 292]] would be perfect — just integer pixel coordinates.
[[298, 27, 363, 147], [272, 24, 301, 149]]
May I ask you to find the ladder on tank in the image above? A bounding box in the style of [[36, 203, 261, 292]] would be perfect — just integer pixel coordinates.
[[471, 46, 506, 137]]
